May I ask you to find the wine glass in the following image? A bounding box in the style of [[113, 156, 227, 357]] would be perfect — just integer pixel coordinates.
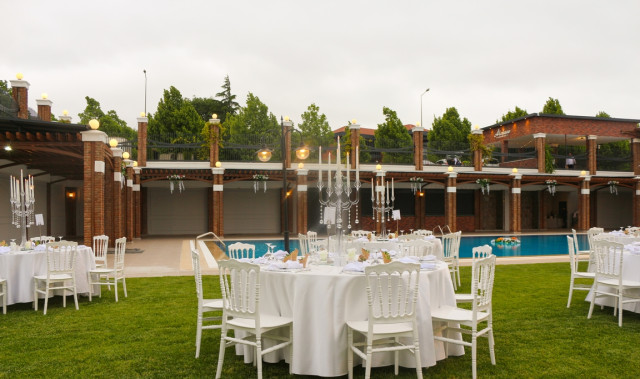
[[400, 230, 404, 236], [58, 236, 63, 242]]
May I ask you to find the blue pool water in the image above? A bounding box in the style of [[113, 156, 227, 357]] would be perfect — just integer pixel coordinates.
[[221, 234, 588, 258]]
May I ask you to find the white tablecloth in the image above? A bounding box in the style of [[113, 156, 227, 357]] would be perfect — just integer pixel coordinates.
[[0, 245, 96, 305], [586, 250, 640, 313], [235, 262, 462, 376]]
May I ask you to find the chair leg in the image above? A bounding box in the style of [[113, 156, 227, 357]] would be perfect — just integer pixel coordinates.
[[488, 318, 496, 365], [288, 324, 293, 375], [43, 283, 49, 315], [88, 273, 93, 302], [195, 314, 202, 358], [114, 278, 119, 302], [587, 284, 597, 319], [471, 331, 477, 379], [215, 326, 227, 379], [347, 328, 354, 379], [394, 336, 399, 375], [72, 281, 78, 310], [33, 279, 38, 311], [414, 330, 423, 379], [256, 338, 263, 379], [122, 277, 128, 298], [364, 343, 372, 379], [62, 282, 67, 308], [567, 278, 574, 308], [618, 295, 623, 327]]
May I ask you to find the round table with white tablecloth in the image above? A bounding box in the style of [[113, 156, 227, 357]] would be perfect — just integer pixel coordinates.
[[235, 262, 463, 377], [0, 245, 96, 305], [585, 247, 640, 313]]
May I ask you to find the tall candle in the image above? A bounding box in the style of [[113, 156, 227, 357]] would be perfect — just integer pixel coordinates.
[[355, 146, 359, 183], [386, 182, 389, 203], [328, 152, 332, 188], [318, 146, 322, 184], [371, 178, 374, 201], [392, 177, 394, 199], [346, 152, 350, 188]]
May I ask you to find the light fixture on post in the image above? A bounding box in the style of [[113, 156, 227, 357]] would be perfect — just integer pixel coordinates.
[[409, 177, 423, 195], [257, 146, 273, 162], [420, 88, 430, 132], [88, 119, 100, 130], [281, 116, 294, 253], [109, 139, 118, 148]]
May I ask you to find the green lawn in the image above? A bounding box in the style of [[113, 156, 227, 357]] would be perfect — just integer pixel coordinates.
[[1, 263, 639, 378]]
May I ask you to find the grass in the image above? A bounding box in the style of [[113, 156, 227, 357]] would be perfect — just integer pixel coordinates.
[[1, 263, 639, 378]]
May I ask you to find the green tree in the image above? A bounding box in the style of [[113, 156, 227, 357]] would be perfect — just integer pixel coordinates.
[[0, 80, 9, 95], [374, 107, 412, 163], [78, 96, 135, 139], [498, 106, 528, 123], [297, 103, 334, 159], [190, 96, 224, 123], [542, 97, 565, 115], [340, 122, 371, 163], [148, 86, 203, 136], [216, 75, 239, 118], [224, 93, 280, 161], [428, 107, 472, 163], [595, 111, 611, 118]]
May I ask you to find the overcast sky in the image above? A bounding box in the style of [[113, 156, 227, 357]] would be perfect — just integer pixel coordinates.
[[2, 1, 639, 131]]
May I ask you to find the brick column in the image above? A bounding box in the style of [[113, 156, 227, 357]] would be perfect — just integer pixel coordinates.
[[209, 115, 221, 166], [471, 128, 483, 171], [578, 174, 591, 231], [137, 115, 148, 167], [349, 122, 361, 169], [445, 171, 457, 232], [587, 135, 597, 175], [112, 148, 124, 241], [534, 133, 546, 174], [500, 140, 509, 164], [10, 76, 29, 119], [36, 95, 52, 122], [413, 126, 424, 170], [296, 168, 308, 234], [212, 167, 224, 236], [509, 172, 522, 233], [633, 139, 640, 176], [633, 177, 640, 227], [125, 163, 134, 241], [283, 118, 293, 169], [133, 167, 141, 239], [81, 130, 108, 246]]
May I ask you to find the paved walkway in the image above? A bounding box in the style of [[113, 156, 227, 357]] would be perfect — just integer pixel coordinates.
[[122, 235, 571, 278]]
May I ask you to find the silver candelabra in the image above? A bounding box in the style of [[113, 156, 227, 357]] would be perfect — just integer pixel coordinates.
[[9, 170, 35, 246], [371, 169, 395, 239], [317, 140, 360, 262]]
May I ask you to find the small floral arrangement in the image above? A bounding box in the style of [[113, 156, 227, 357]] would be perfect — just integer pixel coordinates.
[[167, 174, 186, 194], [409, 177, 424, 194], [253, 174, 269, 193], [409, 177, 424, 182], [382, 250, 392, 263], [491, 237, 521, 248], [545, 179, 557, 196], [608, 180, 619, 195], [476, 178, 491, 195], [0, 240, 6, 247]]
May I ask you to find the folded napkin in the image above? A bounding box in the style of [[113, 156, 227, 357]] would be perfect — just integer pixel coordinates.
[[273, 250, 288, 260], [265, 260, 303, 271], [356, 237, 368, 242], [34, 244, 46, 251], [343, 261, 366, 272], [421, 255, 437, 262], [424, 235, 436, 240], [283, 249, 299, 262], [421, 262, 438, 270], [398, 256, 419, 264], [253, 256, 269, 265], [0, 246, 10, 254]]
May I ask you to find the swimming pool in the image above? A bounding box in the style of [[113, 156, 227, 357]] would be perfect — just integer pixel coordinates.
[[221, 234, 588, 258]]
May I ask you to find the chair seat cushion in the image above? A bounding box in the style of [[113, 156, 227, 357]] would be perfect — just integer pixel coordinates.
[[34, 274, 73, 281], [346, 320, 414, 335], [431, 305, 490, 323], [227, 314, 292, 330], [203, 299, 223, 310]]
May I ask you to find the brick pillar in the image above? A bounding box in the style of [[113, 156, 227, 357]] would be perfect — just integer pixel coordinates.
[[471, 129, 483, 171], [509, 173, 522, 233], [212, 167, 224, 236], [296, 168, 308, 234], [413, 126, 424, 170], [445, 172, 457, 232], [209, 115, 221, 166], [36, 96, 52, 122], [500, 140, 509, 164], [59, 111, 72, 123], [133, 167, 141, 239], [534, 133, 546, 174], [578, 175, 591, 231], [137, 115, 148, 167], [82, 130, 108, 246], [124, 163, 134, 241], [283, 118, 293, 168], [587, 135, 597, 175], [633, 139, 640, 176], [10, 76, 29, 119], [349, 122, 361, 169], [112, 148, 124, 240]]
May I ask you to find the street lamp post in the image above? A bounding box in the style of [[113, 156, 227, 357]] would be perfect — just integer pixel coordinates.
[[281, 116, 292, 252], [420, 88, 430, 131]]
